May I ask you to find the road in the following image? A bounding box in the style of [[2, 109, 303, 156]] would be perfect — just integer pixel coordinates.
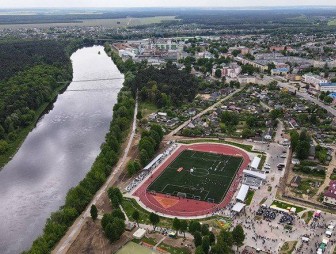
[[165, 86, 245, 138], [262, 75, 336, 117], [52, 96, 138, 254]]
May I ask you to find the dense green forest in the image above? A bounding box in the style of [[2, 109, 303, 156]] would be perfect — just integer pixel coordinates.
[[106, 45, 198, 108], [0, 40, 71, 81], [0, 39, 94, 167]]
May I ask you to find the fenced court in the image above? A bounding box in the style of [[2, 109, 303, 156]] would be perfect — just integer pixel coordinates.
[[147, 149, 243, 204]]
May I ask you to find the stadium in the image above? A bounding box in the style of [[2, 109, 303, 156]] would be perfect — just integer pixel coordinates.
[[133, 143, 251, 218]]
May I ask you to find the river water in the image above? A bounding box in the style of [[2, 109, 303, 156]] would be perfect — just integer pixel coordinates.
[[0, 46, 124, 254]]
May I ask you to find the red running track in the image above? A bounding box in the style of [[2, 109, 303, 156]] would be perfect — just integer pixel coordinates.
[[133, 143, 250, 217]]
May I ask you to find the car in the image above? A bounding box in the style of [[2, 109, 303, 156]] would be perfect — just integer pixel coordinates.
[[280, 154, 287, 158], [264, 165, 271, 169]]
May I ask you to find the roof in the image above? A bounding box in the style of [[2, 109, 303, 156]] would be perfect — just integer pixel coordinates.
[[272, 68, 289, 72], [243, 169, 266, 180], [133, 228, 146, 239], [144, 154, 163, 170], [324, 180, 336, 199], [236, 184, 249, 202], [232, 202, 246, 213], [291, 175, 302, 185], [250, 157, 261, 169], [320, 82, 336, 87]]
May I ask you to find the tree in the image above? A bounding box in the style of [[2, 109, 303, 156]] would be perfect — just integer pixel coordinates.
[[189, 221, 201, 234], [149, 212, 160, 230], [232, 225, 245, 251], [215, 69, 222, 78], [209, 231, 215, 244], [290, 130, 300, 152], [127, 161, 136, 176], [201, 224, 210, 236], [132, 210, 140, 227], [107, 187, 123, 208], [173, 217, 181, 233], [296, 130, 311, 160], [103, 218, 125, 242], [202, 236, 210, 253], [111, 209, 126, 220], [193, 231, 203, 247], [90, 204, 98, 220], [0, 140, 9, 154], [195, 246, 205, 254], [180, 220, 188, 238]]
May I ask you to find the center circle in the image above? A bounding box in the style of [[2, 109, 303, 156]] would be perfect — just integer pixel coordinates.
[[190, 168, 209, 177]]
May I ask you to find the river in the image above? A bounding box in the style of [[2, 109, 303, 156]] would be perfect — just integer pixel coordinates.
[[0, 46, 124, 254]]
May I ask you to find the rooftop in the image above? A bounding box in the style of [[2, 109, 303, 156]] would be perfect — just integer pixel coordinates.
[[324, 180, 336, 199]]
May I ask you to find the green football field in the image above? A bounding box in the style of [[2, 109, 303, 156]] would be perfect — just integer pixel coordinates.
[[147, 150, 243, 204]]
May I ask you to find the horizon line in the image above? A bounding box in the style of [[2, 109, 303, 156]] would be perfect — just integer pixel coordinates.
[[1, 5, 336, 10]]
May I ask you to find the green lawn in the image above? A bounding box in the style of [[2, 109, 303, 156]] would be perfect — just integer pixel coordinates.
[[148, 150, 243, 203], [328, 19, 336, 26], [245, 190, 255, 205], [158, 242, 191, 254], [301, 211, 314, 224], [178, 139, 253, 152], [271, 200, 306, 213], [122, 198, 173, 228], [116, 241, 155, 254], [140, 102, 158, 118], [279, 241, 297, 254], [257, 154, 267, 170]]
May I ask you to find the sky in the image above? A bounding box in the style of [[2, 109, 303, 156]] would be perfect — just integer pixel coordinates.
[[0, 0, 336, 8]]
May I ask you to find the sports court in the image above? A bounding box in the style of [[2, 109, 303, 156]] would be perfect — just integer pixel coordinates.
[[133, 143, 250, 217], [147, 150, 243, 203]]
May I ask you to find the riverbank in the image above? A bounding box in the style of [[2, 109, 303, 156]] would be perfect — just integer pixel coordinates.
[[0, 81, 70, 169], [24, 48, 133, 254]]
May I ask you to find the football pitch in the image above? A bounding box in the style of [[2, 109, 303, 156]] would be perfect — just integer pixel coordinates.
[[147, 149, 243, 204]]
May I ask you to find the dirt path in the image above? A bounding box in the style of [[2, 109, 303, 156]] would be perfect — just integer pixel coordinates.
[[52, 97, 138, 254], [315, 152, 336, 197]]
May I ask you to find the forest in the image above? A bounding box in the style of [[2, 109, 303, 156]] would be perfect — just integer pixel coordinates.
[[131, 63, 198, 108], [0, 40, 73, 81]]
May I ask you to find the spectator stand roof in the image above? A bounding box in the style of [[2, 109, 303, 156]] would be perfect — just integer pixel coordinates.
[[144, 154, 163, 170], [250, 157, 261, 170], [232, 202, 246, 213], [236, 184, 249, 202], [243, 169, 266, 180]]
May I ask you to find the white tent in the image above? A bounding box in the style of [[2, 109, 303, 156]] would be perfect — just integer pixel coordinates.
[[232, 202, 246, 213], [236, 184, 249, 202], [250, 157, 261, 170], [322, 238, 329, 244], [302, 236, 310, 242], [133, 228, 146, 239]]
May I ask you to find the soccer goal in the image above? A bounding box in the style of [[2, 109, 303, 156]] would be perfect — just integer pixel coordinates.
[[207, 198, 215, 203], [177, 192, 187, 198]]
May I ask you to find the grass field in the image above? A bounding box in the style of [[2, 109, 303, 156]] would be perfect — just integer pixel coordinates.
[[148, 149, 243, 203], [0, 16, 177, 29], [116, 242, 154, 254]]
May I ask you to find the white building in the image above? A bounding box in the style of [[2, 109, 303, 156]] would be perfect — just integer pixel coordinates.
[[318, 83, 336, 92], [302, 73, 328, 90], [238, 75, 256, 84]]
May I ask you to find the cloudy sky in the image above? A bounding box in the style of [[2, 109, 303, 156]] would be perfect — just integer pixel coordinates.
[[0, 0, 335, 8]]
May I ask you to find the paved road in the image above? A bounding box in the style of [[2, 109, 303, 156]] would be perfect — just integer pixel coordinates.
[[262, 75, 336, 117], [52, 97, 138, 254], [165, 86, 245, 138]]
